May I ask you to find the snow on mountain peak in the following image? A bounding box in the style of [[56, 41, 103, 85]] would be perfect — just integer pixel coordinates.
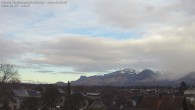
[[119, 68, 137, 74]]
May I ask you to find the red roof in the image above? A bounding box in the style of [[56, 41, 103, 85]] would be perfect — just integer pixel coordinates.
[[137, 95, 185, 110], [137, 95, 160, 109]]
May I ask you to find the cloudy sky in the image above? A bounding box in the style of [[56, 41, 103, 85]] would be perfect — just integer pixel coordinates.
[[1, 0, 195, 83]]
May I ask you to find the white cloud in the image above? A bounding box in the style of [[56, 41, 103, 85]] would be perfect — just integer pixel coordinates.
[[0, 0, 195, 78]]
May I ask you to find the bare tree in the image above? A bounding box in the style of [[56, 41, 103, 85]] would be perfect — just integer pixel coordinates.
[[0, 63, 19, 83]]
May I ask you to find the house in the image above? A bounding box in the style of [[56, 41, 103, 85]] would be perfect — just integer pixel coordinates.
[[10, 89, 41, 110], [86, 93, 102, 100], [27, 90, 41, 98], [12, 89, 41, 98], [88, 99, 107, 110], [184, 89, 195, 95], [12, 89, 29, 98]]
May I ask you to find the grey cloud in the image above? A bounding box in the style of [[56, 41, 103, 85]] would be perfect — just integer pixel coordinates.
[[36, 70, 54, 73], [0, 37, 24, 62], [24, 34, 195, 75], [1, 0, 194, 37], [90, 0, 168, 29], [1, 0, 193, 41], [89, 0, 195, 31]]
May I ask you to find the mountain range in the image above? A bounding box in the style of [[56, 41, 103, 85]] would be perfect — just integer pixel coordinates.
[[70, 69, 195, 86]]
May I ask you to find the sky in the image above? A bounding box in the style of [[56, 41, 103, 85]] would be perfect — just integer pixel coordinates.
[[0, 0, 195, 83]]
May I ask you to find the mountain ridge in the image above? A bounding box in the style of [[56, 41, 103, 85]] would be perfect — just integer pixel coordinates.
[[71, 68, 195, 86]]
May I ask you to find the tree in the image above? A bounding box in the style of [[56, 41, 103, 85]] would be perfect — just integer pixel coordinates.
[[0, 63, 19, 83], [180, 81, 187, 95], [67, 81, 71, 95], [42, 85, 61, 110], [0, 63, 20, 93], [63, 93, 84, 110]]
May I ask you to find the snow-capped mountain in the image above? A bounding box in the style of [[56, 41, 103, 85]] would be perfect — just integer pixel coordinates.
[[72, 69, 158, 86], [71, 69, 195, 86]]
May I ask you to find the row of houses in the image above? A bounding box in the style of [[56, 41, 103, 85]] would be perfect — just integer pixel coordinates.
[[85, 93, 195, 110], [0, 88, 195, 110], [84, 88, 195, 110]]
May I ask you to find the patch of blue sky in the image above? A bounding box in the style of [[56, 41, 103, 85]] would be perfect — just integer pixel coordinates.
[[38, 66, 75, 73], [23, 53, 44, 59], [144, 0, 175, 5], [4, 32, 16, 39], [62, 28, 143, 40], [93, 31, 141, 40], [10, 54, 43, 69], [36, 12, 55, 22], [20, 11, 55, 30]]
